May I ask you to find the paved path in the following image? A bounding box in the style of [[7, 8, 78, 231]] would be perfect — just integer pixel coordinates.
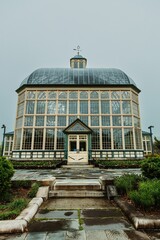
[[2, 198, 150, 240], [12, 168, 141, 181]]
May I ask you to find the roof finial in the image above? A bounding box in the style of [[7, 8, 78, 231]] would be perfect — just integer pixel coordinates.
[[73, 45, 81, 55]]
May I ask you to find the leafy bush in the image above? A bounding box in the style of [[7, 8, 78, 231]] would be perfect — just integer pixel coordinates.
[[114, 174, 143, 195], [27, 182, 40, 198], [0, 157, 14, 201], [141, 157, 160, 179], [129, 179, 160, 210], [11, 160, 61, 169]]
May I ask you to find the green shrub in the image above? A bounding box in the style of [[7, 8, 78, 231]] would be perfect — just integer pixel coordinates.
[[96, 160, 142, 168], [114, 174, 142, 195], [0, 210, 18, 220], [129, 179, 160, 210], [141, 157, 160, 179], [27, 182, 40, 198], [12, 180, 31, 189], [0, 157, 14, 201], [9, 198, 28, 211]]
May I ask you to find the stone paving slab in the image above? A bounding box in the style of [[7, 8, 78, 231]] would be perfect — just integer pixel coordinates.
[[46, 232, 65, 240], [35, 210, 78, 219], [86, 230, 107, 240], [28, 220, 79, 232], [105, 230, 129, 240], [83, 218, 133, 231], [82, 209, 123, 218], [41, 198, 115, 210], [12, 168, 141, 181]]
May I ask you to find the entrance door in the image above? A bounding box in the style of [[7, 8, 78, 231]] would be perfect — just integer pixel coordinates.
[[68, 134, 88, 164]]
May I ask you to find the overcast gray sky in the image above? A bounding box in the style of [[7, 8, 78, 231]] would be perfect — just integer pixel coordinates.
[[0, 0, 160, 141]]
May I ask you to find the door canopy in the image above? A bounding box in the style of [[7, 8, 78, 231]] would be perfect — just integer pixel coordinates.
[[63, 118, 92, 134]]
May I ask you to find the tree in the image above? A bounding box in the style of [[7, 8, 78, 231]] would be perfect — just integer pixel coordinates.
[[154, 137, 160, 154]]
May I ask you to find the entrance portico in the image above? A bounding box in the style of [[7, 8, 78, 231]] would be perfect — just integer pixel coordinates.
[[63, 119, 92, 165]]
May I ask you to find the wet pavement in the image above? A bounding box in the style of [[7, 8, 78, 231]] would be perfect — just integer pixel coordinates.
[[1, 168, 159, 239], [12, 168, 141, 181]]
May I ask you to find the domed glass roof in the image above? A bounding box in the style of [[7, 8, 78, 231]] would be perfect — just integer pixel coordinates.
[[19, 68, 137, 87]]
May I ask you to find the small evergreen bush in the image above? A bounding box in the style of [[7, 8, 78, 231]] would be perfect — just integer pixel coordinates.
[[141, 157, 160, 179], [129, 179, 160, 210], [114, 174, 142, 195], [0, 157, 14, 201]]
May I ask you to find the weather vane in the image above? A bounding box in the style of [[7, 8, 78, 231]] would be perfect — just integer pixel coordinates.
[[73, 45, 81, 55]]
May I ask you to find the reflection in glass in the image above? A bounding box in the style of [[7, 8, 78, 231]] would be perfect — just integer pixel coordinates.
[[90, 101, 99, 114], [123, 116, 132, 126], [102, 129, 111, 149], [91, 116, 99, 126], [112, 116, 121, 126], [24, 116, 34, 126], [90, 91, 98, 99], [101, 101, 110, 114], [58, 101, 67, 114], [112, 101, 120, 114], [22, 129, 32, 149], [35, 116, 44, 126], [122, 101, 131, 114], [101, 91, 109, 99], [36, 101, 45, 114], [113, 129, 123, 149], [102, 116, 110, 126], [46, 116, 55, 126], [80, 101, 88, 114], [45, 129, 54, 149], [34, 129, 43, 149], [80, 91, 88, 99], [47, 101, 56, 114], [124, 129, 134, 149], [69, 101, 77, 114], [26, 101, 34, 114], [57, 116, 66, 126]]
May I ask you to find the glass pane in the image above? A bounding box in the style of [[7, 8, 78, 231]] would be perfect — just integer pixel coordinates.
[[80, 101, 88, 114], [122, 91, 130, 99], [123, 116, 132, 126], [17, 102, 24, 117], [46, 116, 55, 126], [79, 116, 88, 125], [56, 129, 65, 149], [26, 101, 34, 114], [48, 91, 56, 99], [70, 141, 77, 151], [57, 116, 66, 126], [69, 101, 77, 114], [58, 101, 67, 114], [91, 116, 99, 126], [124, 128, 134, 149], [80, 141, 86, 151], [134, 117, 140, 127], [101, 101, 110, 114], [35, 116, 44, 126], [122, 101, 131, 114], [58, 91, 67, 99], [113, 129, 123, 149], [133, 102, 139, 116], [102, 129, 111, 149], [33, 129, 43, 149], [27, 91, 36, 99], [16, 117, 23, 128], [69, 116, 77, 124], [69, 91, 78, 99], [112, 101, 120, 114], [90, 91, 98, 99], [91, 129, 100, 149], [24, 116, 34, 126], [80, 91, 88, 99], [45, 129, 54, 149], [102, 116, 110, 126], [90, 101, 99, 114], [22, 129, 32, 149], [135, 129, 142, 149], [14, 129, 21, 150], [47, 101, 56, 114], [112, 116, 121, 126], [111, 91, 120, 99], [38, 91, 46, 99], [36, 101, 45, 114], [101, 91, 109, 99]]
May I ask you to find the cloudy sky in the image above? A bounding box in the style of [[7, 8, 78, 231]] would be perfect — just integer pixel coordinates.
[[0, 0, 160, 141]]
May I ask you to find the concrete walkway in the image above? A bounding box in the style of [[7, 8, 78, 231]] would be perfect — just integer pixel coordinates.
[[2, 198, 150, 240]]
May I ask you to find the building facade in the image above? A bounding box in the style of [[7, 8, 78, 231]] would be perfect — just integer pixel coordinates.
[[12, 53, 144, 163]]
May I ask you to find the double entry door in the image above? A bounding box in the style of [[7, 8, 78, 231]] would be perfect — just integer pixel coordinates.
[[68, 134, 88, 164]]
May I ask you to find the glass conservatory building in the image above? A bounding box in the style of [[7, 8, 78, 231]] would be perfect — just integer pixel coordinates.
[[12, 53, 143, 163]]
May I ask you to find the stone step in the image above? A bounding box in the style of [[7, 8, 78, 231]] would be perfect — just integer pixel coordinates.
[[61, 164, 94, 168], [49, 190, 105, 198], [53, 179, 101, 191]]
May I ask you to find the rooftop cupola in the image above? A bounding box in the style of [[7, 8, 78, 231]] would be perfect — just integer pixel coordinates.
[[70, 46, 87, 69]]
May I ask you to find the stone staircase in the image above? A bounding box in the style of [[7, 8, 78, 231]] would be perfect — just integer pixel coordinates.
[[49, 179, 105, 198]]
